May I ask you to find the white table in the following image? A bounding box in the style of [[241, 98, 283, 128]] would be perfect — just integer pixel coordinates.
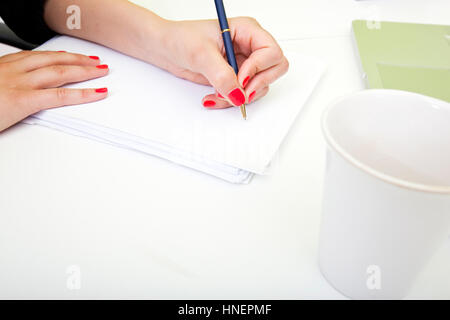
[[0, 0, 449, 299]]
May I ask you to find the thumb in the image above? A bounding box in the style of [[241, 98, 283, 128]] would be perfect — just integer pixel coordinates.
[[199, 49, 247, 107]]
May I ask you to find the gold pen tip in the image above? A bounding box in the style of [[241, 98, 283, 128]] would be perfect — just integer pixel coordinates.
[[240, 104, 247, 120]]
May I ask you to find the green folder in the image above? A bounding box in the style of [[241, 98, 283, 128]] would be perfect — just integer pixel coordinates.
[[352, 20, 450, 102]]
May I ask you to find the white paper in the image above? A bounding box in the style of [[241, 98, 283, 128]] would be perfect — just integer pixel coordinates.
[[26, 36, 325, 183]]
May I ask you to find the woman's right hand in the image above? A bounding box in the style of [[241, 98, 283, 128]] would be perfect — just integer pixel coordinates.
[[0, 50, 109, 132]]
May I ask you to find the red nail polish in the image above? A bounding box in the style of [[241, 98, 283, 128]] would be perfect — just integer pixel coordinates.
[[242, 76, 250, 88], [89, 56, 100, 60], [217, 93, 224, 99], [96, 64, 108, 69], [95, 88, 108, 93], [249, 91, 256, 103], [203, 100, 216, 107], [228, 88, 246, 106]]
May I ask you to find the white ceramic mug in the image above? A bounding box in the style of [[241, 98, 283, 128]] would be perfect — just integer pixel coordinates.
[[319, 89, 450, 299]]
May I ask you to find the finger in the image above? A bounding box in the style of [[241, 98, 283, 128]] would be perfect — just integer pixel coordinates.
[[231, 18, 285, 85], [25, 64, 109, 89], [228, 18, 284, 85], [202, 94, 233, 109], [197, 47, 246, 107], [27, 87, 108, 113], [244, 57, 289, 98], [203, 86, 269, 110], [247, 86, 270, 104], [215, 91, 228, 102], [18, 51, 101, 71], [0, 50, 35, 64], [237, 46, 286, 89]]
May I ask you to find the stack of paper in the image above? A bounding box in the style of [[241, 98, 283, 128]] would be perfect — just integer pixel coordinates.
[[24, 36, 325, 183]]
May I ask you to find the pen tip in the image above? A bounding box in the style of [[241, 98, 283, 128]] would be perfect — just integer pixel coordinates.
[[240, 104, 247, 120]]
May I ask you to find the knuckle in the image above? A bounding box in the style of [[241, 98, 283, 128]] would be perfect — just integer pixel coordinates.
[[260, 88, 269, 99], [81, 89, 91, 100], [12, 89, 26, 104], [188, 52, 199, 66], [281, 57, 290, 74], [284, 57, 290, 70], [56, 87, 69, 104], [271, 48, 284, 63], [242, 16, 259, 26], [51, 65, 68, 77], [18, 91, 40, 114], [81, 66, 93, 77], [76, 54, 89, 65], [260, 78, 270, 88]]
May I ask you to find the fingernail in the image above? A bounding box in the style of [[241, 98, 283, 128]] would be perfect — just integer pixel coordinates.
[[217, 93, 224, 99], [203, 100, 216, 108], [89, 56, 100, 60], [96, 64, 108, 69], [95, 88, 108, 93], [228, 88, 246, 106], [249, 90, 256, 103], [242, 76, 250, 88]]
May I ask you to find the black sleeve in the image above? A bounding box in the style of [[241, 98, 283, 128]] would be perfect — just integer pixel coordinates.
[[0, 0, 57, 45]]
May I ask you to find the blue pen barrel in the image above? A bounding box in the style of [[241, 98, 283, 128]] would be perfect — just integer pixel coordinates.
[[214, 0, 239, 75], [222, 31, 239, 74]]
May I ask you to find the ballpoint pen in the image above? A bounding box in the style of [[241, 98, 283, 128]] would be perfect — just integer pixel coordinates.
[[213, 0, 247, 120]]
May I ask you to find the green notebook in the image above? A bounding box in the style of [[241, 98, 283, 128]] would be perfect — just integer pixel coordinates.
[[352, 20, 450, 102]]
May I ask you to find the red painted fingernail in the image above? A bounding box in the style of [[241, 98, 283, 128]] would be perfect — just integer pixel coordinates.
[[242, 76, 250, 88], [203, 100, 216, 107], [95, 88, 108, 93], [217, 93, 224, 99], [249, 91, 256, 103], [96, 64, 108, 69], [89, 56, 100, 60], [228, 88, 246, 106]]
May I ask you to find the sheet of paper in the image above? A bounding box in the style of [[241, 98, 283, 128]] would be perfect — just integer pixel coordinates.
[[30, 36, 325, 177]]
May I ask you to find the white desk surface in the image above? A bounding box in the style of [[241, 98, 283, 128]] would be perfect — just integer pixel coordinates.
[[0, 0, 449, 299]]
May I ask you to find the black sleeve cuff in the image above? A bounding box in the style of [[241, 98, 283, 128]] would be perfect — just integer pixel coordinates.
[[0, 0, 57, 45]]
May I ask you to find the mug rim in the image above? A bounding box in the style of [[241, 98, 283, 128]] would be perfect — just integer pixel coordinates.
[[322, 89, 450, 195]]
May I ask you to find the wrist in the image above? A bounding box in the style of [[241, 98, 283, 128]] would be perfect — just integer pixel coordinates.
[[136, 15, 177, 65]]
